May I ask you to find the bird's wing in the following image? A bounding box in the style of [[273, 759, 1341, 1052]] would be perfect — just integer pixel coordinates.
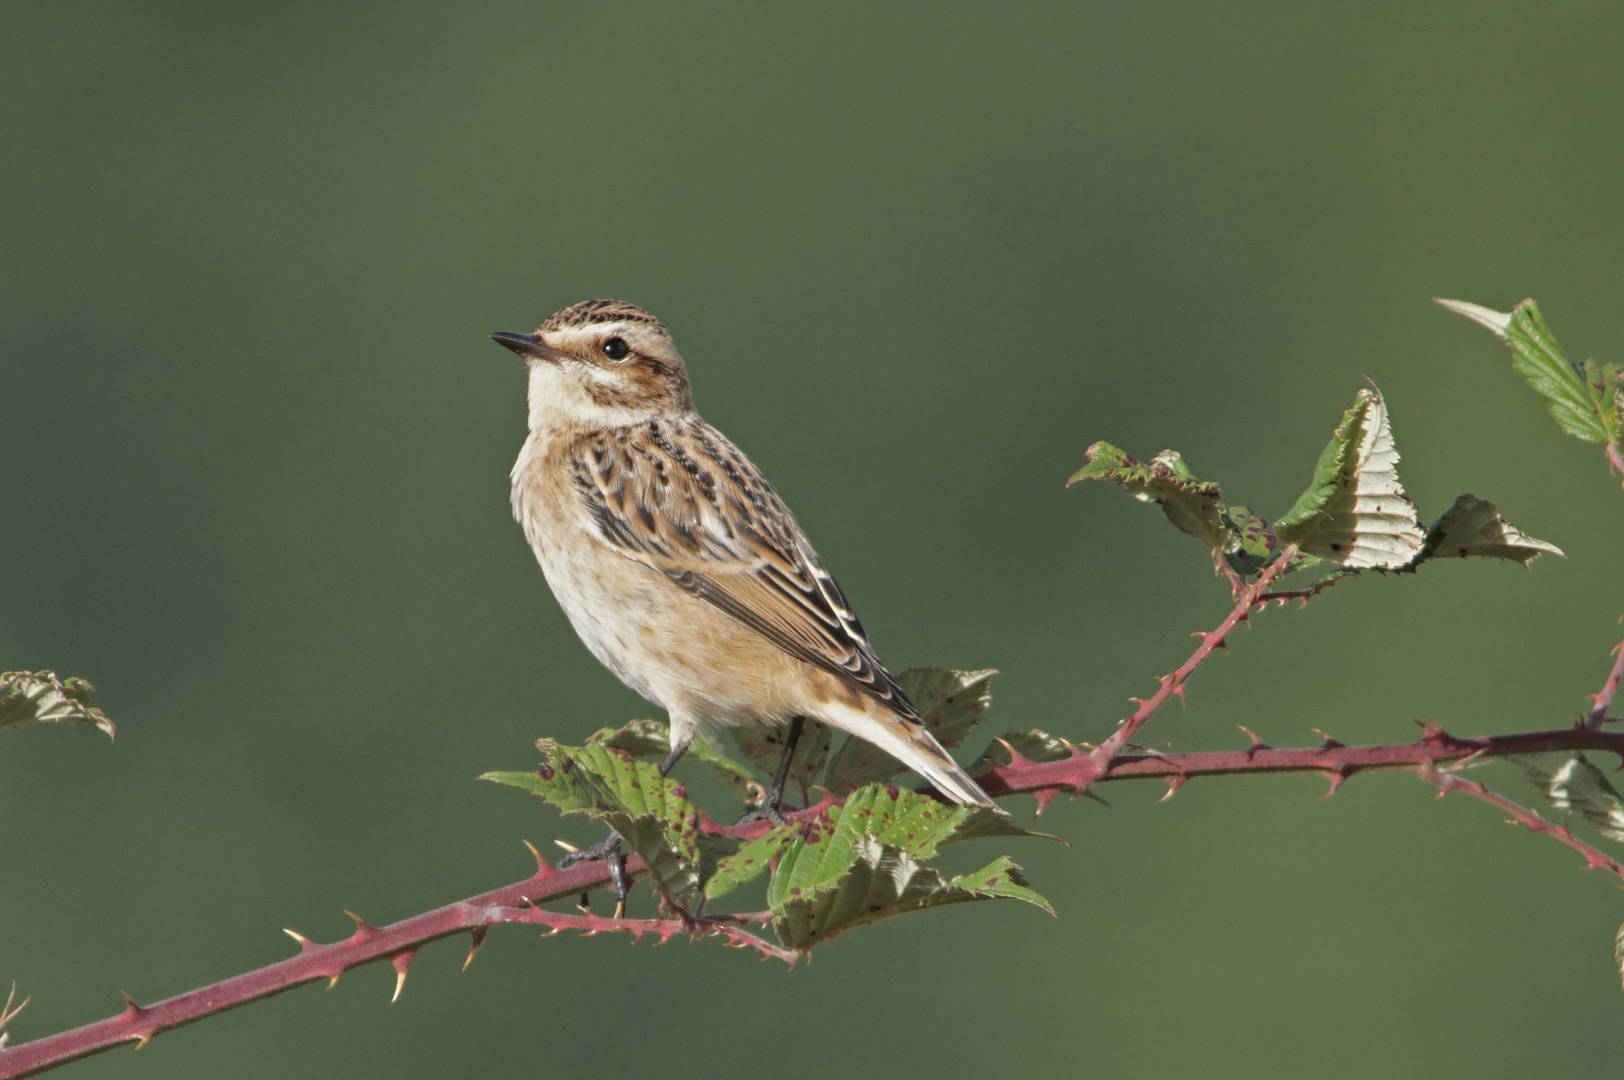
[[564, 419, 923, 722]]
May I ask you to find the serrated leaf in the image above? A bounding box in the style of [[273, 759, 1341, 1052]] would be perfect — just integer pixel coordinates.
[[1410, 494, 1564, 568], [1512, 752, 1624, 842], [1069, 442, 1231, 558], [0, 671, 116, 739], [771, 847, 1052, 951], [765, 785, 1050, 911], [483, 741, 708, 900], [704, 822, 799, 902], [591, 719, 760, 800], [1275, 386, 1425, 568], [1439, 297, 1623, 446], [825, 668, 997, 794], [1220, 505, 1277, 576]]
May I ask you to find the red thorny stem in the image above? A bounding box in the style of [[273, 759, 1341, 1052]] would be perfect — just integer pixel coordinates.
[[1420, 762, 1624, 887], [7, 715, 1624, 1078], [14, 545, 1624, 1078]]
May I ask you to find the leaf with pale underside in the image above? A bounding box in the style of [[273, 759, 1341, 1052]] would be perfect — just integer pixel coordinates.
[[1409, 494, 1563, 568], [1512, 752, 1624, 843], [824, 668, 997, 794], [1275, 386, 1425, 568], [0, 671, 115, 739], [1438, 297, 1623, 446]]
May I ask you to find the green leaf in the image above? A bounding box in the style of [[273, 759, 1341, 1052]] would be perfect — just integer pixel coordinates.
[[1438, 297, 1623, 446], [588, 718, 670, 758], [483, 740, 709, 901], [1275, 385, 1425, 568], [1511, 752, 1624, 842], [1069, 443, 1231, 561], [1220, 505, 1278, 576], [765, 785, 1049, 909], [1410, 494, 1564, 568], [590, 719, 761, 801], [771, 843, 1052, 951], [825, 668, 997, 794], [0, 671, 115, 739], [704, 823, 799, 902]]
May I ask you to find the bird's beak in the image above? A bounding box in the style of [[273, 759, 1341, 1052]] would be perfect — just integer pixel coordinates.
[[490, 331, 572, 362]]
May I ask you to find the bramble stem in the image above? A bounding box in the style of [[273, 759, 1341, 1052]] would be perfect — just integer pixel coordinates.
[[1419, 762, 1624, 886], [9, 713, 1624, 1077]]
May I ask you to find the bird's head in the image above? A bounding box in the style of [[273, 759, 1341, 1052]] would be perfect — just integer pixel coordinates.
[[493, 299, 692, 430]]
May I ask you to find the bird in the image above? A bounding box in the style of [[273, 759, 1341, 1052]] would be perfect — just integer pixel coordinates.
[[493, 299, 995, 822]]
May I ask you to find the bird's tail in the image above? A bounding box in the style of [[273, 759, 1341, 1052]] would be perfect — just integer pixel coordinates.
[[821, 699, 999, 809]]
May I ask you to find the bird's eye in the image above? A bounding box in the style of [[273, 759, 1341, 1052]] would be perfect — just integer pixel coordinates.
[[601, 337, 631, 361]]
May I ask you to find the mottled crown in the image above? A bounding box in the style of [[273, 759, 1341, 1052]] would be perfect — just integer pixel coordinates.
[[538, 299, 667, 334]]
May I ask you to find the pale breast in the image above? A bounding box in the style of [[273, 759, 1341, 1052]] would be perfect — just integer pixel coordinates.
[[511, 431, 806, 726]]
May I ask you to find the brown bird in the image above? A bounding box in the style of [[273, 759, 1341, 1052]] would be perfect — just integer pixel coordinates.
[[494, 300, 994, 823]]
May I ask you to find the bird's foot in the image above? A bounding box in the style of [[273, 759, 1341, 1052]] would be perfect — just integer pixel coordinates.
[[557, 832, 630, 918], [733, 789, 802, 828]]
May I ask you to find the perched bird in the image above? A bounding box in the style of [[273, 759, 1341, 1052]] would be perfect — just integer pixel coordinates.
[[494, 299, 994, 815]]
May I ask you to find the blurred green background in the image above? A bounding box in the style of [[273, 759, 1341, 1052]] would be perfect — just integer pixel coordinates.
[[5, 2, 1624, 1076]]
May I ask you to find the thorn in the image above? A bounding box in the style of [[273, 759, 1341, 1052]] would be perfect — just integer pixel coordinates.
[[552, 839, 579, 855], [1159, 775, 1187, 802], [134, 1034, 152, 1050], [1311, 729, 1344, 749], [612, 897, 626, 920], [463, 927, 488, 971], [1081, 788, 1111, 809], [1237, 725, 1270, 751], [390, 950, 416, 1004], [283, 928, 317, 952], [1171, 684, 1188, 707], [990, 736, 1035, 769], [118, 992, 143, 1017], [577, 893, 592, 915], [1320, 771, 1347, 798], [326, 973, 342, 990], [343, 910, 376, 935], [1031, 788, 1060, 816]]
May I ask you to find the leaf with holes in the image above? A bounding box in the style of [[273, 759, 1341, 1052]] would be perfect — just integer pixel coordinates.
[[1275, 385, 1424, 568], [0, 671, 115, 739], [1439, 298, 1623, 446], [1410, 494, 1563, 568]]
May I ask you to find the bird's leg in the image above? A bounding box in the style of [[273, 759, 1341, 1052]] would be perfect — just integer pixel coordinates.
[[658, 735, 693, 777], [734, 716, 805, 827], [556, 735, 694, 918]]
